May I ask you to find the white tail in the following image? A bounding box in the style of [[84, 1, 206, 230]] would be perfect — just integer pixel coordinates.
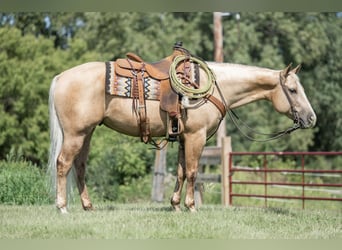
[[47, 75, 63, 195], [47, 75, 75, 204]]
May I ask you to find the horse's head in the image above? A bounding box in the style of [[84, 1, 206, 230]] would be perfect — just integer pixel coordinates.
[[272, 64, 316, 129]]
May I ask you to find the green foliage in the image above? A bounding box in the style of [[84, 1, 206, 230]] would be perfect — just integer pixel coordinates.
[[86, 127, 154, 201], [0, 150, 52, 205], [0, 23, 101, 164], [0, 26, 51, 163], [116, 175, 153, 203], [78, 13, 207, 61]]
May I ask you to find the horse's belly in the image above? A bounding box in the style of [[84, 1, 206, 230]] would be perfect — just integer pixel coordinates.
[[103, 95, 222, 139], [103, 97, 167, 137]]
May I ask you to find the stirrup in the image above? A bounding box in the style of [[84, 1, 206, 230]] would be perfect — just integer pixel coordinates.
[[167, 115, 183, 141]]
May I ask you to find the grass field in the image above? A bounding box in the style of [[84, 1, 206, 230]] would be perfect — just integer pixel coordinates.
[[0, 202, 341, 239]]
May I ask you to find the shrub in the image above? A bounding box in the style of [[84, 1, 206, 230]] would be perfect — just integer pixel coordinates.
[[87, 127, 155, 201], [0, 159, 52, 205]]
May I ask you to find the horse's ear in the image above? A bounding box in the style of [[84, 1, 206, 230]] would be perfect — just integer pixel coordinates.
[[292, 64, 302, 74], [281, 63, 293, 78]]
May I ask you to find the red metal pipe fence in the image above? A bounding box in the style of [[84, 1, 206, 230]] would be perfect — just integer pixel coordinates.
[[228, 151, 342, 209]]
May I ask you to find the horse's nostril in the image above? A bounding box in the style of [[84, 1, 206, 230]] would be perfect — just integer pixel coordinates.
[[308, 114, 317, 126]]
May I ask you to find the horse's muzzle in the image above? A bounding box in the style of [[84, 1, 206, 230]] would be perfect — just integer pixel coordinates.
[[299, 113, 317, 129]]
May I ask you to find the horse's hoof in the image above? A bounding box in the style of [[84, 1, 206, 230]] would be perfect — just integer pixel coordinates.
[[188, 207, 197, 213], [58, 207, 68, 214], [170, 197, 182, 212], [83, 205, 94, 211], [173, 206, 182, 213], [185, 204, 197, 212]]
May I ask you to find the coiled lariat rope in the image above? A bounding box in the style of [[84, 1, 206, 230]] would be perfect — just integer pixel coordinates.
[[169, 55, 215, 99]]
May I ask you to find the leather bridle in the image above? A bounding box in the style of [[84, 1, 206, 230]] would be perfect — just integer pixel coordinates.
[[279, 73, 301, 128], [218, 72, 301, 142]]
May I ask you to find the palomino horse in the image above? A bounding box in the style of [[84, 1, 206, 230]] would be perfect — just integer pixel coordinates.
[[48, 60, 316, 213]]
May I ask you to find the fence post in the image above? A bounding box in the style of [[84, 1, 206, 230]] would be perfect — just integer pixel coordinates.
[[221, 136, 232, 206], [151, 144, 167, 202]]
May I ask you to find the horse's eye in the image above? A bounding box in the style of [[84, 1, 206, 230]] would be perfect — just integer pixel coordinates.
[[289, 88, 297, 94]]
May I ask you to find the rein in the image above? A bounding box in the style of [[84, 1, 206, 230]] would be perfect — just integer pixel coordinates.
[[227, 109, 300, 142], [216, 72, 301, 142]]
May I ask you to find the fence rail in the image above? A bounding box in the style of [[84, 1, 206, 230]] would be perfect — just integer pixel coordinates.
[[228, 151, 342, 209]]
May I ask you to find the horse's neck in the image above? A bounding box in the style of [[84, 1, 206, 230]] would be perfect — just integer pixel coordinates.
[[209, 62, 280, 108]]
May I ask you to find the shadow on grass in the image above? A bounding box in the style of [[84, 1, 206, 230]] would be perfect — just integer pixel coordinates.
[[264, 207, 293, 215], [96, 203, 174, 212]]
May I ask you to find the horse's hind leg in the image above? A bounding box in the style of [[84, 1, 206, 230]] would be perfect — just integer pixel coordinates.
[[56, 134, 87, 213], [74, 130, 94, 211]]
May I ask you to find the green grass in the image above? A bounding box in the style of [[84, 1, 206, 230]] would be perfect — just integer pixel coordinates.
[[0, 203, 341, 239]]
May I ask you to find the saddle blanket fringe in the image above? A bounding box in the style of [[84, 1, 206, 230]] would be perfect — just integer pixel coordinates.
[[105, 61, 161, 100]]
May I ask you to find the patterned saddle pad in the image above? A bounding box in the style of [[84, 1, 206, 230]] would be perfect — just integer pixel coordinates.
[[105, 61, 162, 100]]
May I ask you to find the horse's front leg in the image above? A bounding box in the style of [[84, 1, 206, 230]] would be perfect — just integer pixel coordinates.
[[171, 142, 186, 212], [183, 132, 206, 212]]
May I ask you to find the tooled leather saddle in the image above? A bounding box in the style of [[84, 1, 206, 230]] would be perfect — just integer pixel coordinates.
[[105, 42, 225, 145], [106, 42, 197, 144]]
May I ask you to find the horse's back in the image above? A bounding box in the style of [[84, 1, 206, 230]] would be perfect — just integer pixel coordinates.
[[58, 62, 105, 84]]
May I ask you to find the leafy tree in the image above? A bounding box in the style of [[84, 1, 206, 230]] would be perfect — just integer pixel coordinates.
[[0, 24, 100, 164], [76, 12, 207, 60], [0, 12, 86, 49], [0, 26, 53, 163]]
